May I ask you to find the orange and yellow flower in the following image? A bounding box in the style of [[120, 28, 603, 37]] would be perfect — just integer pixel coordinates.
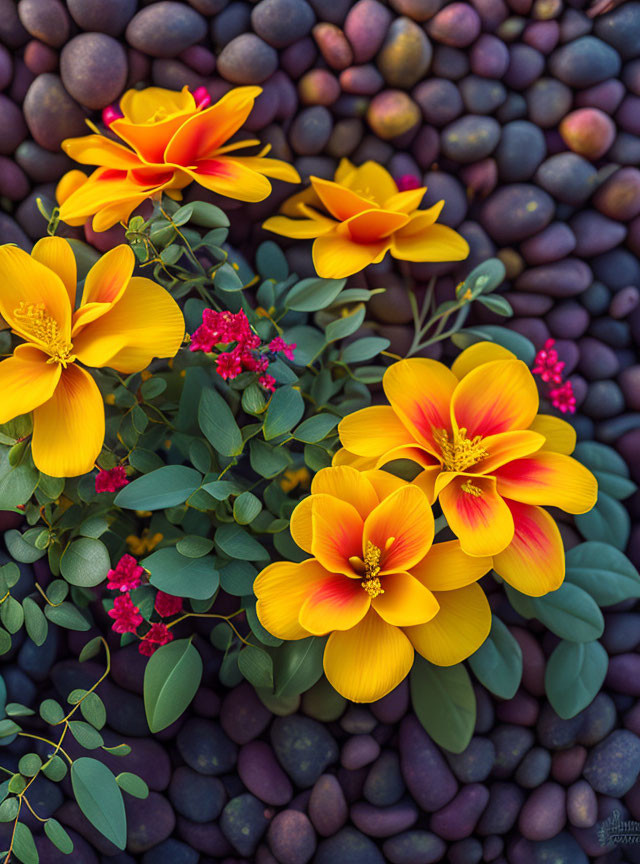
[[57, 85, 300, 231], [0, 238, 184, 477], [262, 159, 470, 279], [337, 342, 598, 596], [255, 465, 493, 702]]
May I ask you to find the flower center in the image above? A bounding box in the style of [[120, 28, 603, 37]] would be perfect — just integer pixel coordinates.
[[361, 540, 384, 598], [433, 427, 488, 473], [13, 302, 74, 366]]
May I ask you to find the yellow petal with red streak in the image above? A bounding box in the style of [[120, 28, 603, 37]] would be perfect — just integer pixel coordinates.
[[493, 500, 564, 596], [439, 473, 515, 556]]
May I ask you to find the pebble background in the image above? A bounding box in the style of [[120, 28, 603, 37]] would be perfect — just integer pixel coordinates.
[[1, 0, 640, 862]]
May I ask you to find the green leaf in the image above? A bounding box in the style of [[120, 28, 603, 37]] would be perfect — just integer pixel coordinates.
[[18, 754, 41, 776], [531, 582, 604, 642], [283, 326, 325, 365], [4, 529, 47, 563], [4, 704, 34, 718], [214, 262, 243, 292], [68, 720, 104, 749], [286, 277, 346, 312], [144, 548, 219, 600], [42, 755, 67, 782], [13, 821, 38, 864], [44, 602, 91, 631], [293, 414, 339, 444], [175, 201, 229, 228], [175, 535, 214, 558], [215, 523, 268, 561], [0, 596, 23, 634], [115, 466, 202, 510], [71, 757, 126, 849], [144, 639, 203, 732], [47, 580, 69, 604], [325, 304, 366, 343], [115, 773, 149, 799], [545, 640, 608, 720], [198, 389, 243, 457], [220, 560, 257, 596], [40, 699, 64, 724], [0, 448, 38, 509], [201, 479, 241, 500], [80, 693, 106, 730], [565, 542, 640, 606], [101, 744, 131, 757], [504, 583, 537, 619], [476, 294, 513, 317], [60, 538, 110, 588], [79, 636, 103, 663], [233, 492, 262, 525], [0, 719, 21, 737], [238, 645, 274, 690], [263, 386, 304, 440], [44, 818, 74, 854], [273, 637, 325, 698], [256, 241, 288, 282], [0, 797, 18, 821], [341, 337, 390, 364], [468, 616, 523, 700], [460, 257, 506, 296], [249, 440, 290, 478], [22, 598, 48, 647], [0, 628, 11, 655], [575, 491, 631, 550], [574, 441, 636, 500], [410, 657, 476, 754]]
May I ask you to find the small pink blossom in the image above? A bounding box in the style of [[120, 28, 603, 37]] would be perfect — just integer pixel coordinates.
[[533, 338, 565, 385], [95, 465, 128, 493], [396, 174, 420, 191], [108, 594, 143, 634], [550, 380, 577, 414], [102, 104, 124, 127], [259, 373, 277, 393], [192, 86, 211, 110], [139, 622, 174, 656], [154, 591, 183, 618], [107, 554, 144, 592], [269, 337, 296, 361], [190, 309, 254, 353], [216, 349, 243, 380]]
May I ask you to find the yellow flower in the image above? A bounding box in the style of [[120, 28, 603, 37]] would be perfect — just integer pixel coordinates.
[[255, 466, 492, 702], [337, 342, 598, 596], [126, 530, 164, 556], [262, 158, 469, 279], [0, 238, 184, 477], [58, 85, 300, 231], [279, 466, 311, 493]]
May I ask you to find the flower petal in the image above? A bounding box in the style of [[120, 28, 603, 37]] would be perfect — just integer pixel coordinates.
[[377, 445, 441, 472], [372, 571, 439, 626], [332, 448, 377, 470], [338, 405, 417, 459], [254, 559, 328, 640], [439, 473, 514, 556], [345, 209, 410, 243], [312, 232, 388, 279], [280, 184, 322, 218], [344, 161, 398, 205], [312, 495, 364, 577], [363, 485, 434, 574], [0, 344, 61, 424], [310, 466, 379, 519], [323, 609, 414, 702], [233, 154, 300, 184], [383, 358, 458, 454], [451, 359, 539, 439], [494, 451, 597, 514], [529, 414, 576, 455], [61, 134, 143, 169], [290, 496, 314, 554], [493, 500, 564, 596], [411, 539, 492, 591], [384, 187, 427, 213], [164, 87, 262, 164], [72, 276, 185, 373], [262, 214, 335, 239], [31, 237, 77, 311], [31, 364, 104, 477], [390, 219, 469, 263], [451, 341, 516, 380], [299, 574, 370, 635], [405, 582, 491, 666], [362, 469, 407, 501], [410, 466, 442, 504], [474, 430, 545, 475], [311, 176, 377, 220], [120, 85, 195, 124], [183, 159, 272, 202], [73, 244, 135, 333], [0, 245, 71, 346]]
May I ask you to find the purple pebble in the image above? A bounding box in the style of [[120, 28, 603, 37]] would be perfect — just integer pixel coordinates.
[[237, 741, 293, 806], [399, 716, 458, 811], [430, 784, 490, 841]]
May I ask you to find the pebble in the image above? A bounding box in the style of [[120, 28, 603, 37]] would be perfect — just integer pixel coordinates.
[[341, 734, 380, 770], [315, 827, 385, 864], [377, 17, 432, 88], [252, 0, 315, 48], [480, 183, 554, 244], [271, 715, 339, 788], [559, 107, 616, 160], [18, 0, 69, 47], [23, 73, 87, 151], [290, 105, 333, 153], [351, 800, 419, 836], [549, 35, 621, 87], [583, 730, 640, 795], [477, 783, 525, 835], [399, 716, 458, 811], [446, 737, 496, 783], [344, 0, 392, 64], [67, 0, 137, 36], [125, 2, 207, 57], [169, 767, 226, 822], [367, 90, 421, 140], [490, 725, 535, 777], [495, 119, 546, 181], [535, 152, 598, 206], [267, 810, 316, 864], [593, 167, 640, 221], [471, 34, 510, 78], [176, 718, 238, 775], [571, 210, 627, 258], [430, 784, 490, 840], [427, 2, 481, 46], [567, 780, 598, 828], [238, 740, 294, 806], [220, 794, 271, 857], [594, 1, 640, 60], [362, 750, 405, 806], [517, 781, 566, 840], [441, 115, 500, 162], [526, 78, 572, 127], [308, 774, 348, 836], [383, 830, 447, 864], [126, 794, 175, 854], [218, 34, 278, 84], [220, 681, 272, 745], [60, 34, 128, 110], [0, 96, 28, 155], [414, 78, 463, 127]]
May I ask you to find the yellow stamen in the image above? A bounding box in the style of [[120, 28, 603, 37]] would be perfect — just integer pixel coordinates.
[[361, 540, 384, 598], [13, 302, 74, 366], [433, 427, 488, 473], [461, 479, 483, 496]]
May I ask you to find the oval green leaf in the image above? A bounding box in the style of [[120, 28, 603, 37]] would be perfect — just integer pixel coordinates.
[[70, 757, 126, 849], [144, 639, 203, 733]]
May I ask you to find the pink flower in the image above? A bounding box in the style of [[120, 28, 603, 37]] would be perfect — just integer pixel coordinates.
[[95, 465, 129, 493], [269, 337, 296, 361], [190, 309, 254, 353], [533, 338, 565, 385], [107, 554, 144, 592], [259, 373, 277, 393], [192, 86, 211, 110], [154, 591, 183, 618], [108, 594, 143, 634], [396, 174, 421, 192], [102, 104, 124, 127], [139, 622, 174, 656], [550, 380, 577, 414], [241, 351, 269, 373], [216, 349, 243, 380]]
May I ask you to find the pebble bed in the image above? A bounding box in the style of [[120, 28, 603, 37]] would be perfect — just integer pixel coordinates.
[[1, 0, 640, 862]]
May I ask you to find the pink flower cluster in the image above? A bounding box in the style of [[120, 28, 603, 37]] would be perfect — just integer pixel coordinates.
[[95, 465, 128, 493], [190, 309, 296, 394], [532, 339, 576, 414], [106, 554, 182, 655]]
